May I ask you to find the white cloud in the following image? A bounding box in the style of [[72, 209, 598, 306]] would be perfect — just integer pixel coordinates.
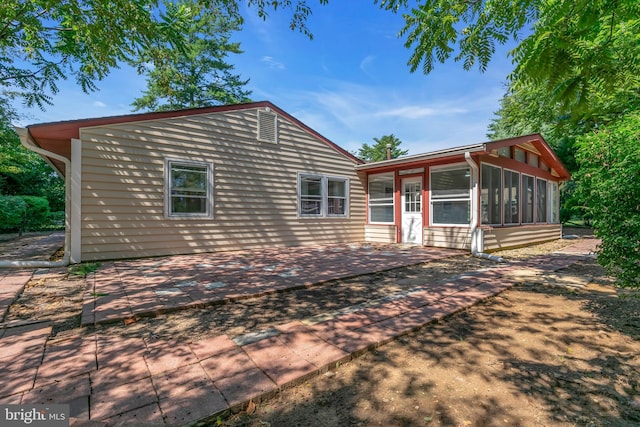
[[375, 105, 467, 119], [93, 101, 107, 108], [268, 78, 504, 155], [261, 56, 286, 70], [359, 55, 375, 74]]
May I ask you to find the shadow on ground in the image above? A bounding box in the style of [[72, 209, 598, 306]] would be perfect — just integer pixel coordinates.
[[223, 257, 640, 427]]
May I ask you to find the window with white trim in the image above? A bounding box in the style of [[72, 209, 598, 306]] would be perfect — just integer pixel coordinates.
[[536, 178, 547, 223], [368, 173, 394, 224], [481, 164, 502, 225], [298, 173, 348, 217], [503, 169, 520, 224], [430, 165, 471, 225], [165, 159, 213, 218], [523, 174, 535, 223]]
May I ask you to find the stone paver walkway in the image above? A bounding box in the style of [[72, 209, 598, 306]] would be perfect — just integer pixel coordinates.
[[82, 244, 462, 326], [0, 239, 598, 426]]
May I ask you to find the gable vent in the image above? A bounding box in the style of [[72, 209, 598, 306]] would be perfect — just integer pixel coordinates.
[[258, 110, 278, 143]]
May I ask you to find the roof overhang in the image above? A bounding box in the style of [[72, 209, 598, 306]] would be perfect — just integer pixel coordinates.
[[355, 143, 485, 171], [355, 133, 571, 181]]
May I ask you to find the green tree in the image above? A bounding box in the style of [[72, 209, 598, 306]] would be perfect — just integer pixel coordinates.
[[131, 0, 251, 112], [378, 0, 640, 123], [0, 115, 64, 211], [357, 134, 408, 162], [1, 0, 323, 110], [574, 113, 640, 289]]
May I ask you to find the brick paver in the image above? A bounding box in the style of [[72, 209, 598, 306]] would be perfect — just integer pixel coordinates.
[[0, 239, 599, 426]]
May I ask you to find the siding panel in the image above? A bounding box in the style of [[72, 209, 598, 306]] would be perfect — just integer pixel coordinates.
[[483, 224, 561, 251], [424, 227, 472, 250], [79, 108, 365, 261], [364, 225, 397, 244]]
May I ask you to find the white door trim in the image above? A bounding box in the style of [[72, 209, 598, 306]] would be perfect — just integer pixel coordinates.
[[401, 177, 423, 245]]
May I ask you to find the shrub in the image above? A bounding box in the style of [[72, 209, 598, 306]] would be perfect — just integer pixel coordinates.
[[20, 196, 51, 232], [0, 196, 27, 233], [575, 113, 640, 289], [0, 195, 51, 234]]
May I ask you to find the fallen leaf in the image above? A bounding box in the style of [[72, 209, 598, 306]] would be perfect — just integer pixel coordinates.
[[246, 399, 256, 415]]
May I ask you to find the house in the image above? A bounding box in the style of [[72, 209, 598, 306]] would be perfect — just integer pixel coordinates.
[[357, 134, 571, 253], [20, 101, 570, 263]]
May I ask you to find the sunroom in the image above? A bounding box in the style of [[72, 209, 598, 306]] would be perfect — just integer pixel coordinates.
[[356, 134, 571, 253]]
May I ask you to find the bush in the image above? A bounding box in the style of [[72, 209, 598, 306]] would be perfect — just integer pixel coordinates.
[[575, 113, 640, 289], [0, 195, 51, 234], [21, 196, 51, 232], [0, 196, 27, 233]]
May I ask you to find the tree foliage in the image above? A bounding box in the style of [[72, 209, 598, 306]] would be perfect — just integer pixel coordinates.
[[0, 115, 64, 211], [574, 113, 640, 289], [357, 134, 408, 162], [131, 0, 251, 112], [1, 0, 325, 110], [378, 0, 640, 123]]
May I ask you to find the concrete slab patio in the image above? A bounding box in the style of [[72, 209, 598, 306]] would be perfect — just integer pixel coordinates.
[[0, 240, 598, 426]]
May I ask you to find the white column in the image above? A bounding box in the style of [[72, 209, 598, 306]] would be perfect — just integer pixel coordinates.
[[70, 138, 82, 263]]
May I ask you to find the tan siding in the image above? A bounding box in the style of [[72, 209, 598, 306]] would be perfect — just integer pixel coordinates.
[[364, 225, 397, 244], [483, 224, 561, 252], [79, 108, 365, 261], [424, 227, 472, 250]]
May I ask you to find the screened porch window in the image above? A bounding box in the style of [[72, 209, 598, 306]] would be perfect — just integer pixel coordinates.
[[481, 164, 502, 225], [298, 173, 348, 217], [368, 173, 394, 223], [503, 170, 520, 224], [523, 175, 535, 223], [166, 159, 213, 218], [536, 178, 548, 223], [431, 166, 471, 225]]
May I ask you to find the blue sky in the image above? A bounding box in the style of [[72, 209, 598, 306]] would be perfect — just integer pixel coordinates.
[[16, 2, 518, 156]]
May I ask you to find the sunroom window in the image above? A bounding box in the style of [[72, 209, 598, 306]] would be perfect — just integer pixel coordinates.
[[481, 164, 502, 225], [166, 159, 213, 218], [298, 173, 348, 217], [503, 169, 520, 224], [549, 182, 559, 224], [431, 166, 470, 225], [523, 175, 535, 223], [368, 173, 394, 223], [536, 178, 547, 223]]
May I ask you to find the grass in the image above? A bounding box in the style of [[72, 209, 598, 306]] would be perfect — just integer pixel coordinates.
[[69, 262, 101, 277]]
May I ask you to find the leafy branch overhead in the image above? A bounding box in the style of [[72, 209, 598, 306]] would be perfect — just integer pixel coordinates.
[[0, 0, 324, 110], [377, 0, 640, 122]]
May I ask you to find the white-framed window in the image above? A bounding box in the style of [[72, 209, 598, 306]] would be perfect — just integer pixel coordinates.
[[522, 174, 535, 224], [368, 173, 394, 224], [503, 169, 520, 224], [165, 159, 213, 218], [481, 163, 502, 225], [536, 178, 548, 223], [298, 173, 348, 218], [430, 164, 471, 226]]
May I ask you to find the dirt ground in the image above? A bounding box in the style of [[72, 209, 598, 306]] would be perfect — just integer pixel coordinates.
[[3, 229, 640, 426]]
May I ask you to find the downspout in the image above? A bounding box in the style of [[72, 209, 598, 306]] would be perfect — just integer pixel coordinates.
[[464, 152, 505, 263], [0, 128, 71, 268]]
